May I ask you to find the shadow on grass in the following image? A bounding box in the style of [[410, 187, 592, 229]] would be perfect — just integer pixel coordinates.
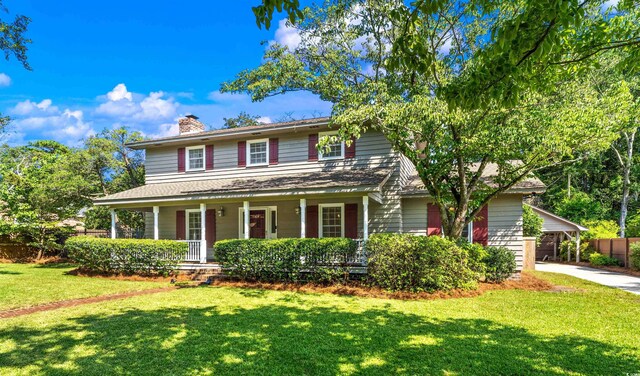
[[0, 304, 637, 375], [35, 262, 76, 269], [0, 270, 21, 275]]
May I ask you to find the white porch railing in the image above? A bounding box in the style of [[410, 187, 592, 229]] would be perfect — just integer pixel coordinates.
[[347, 239, 367, 266], [179, 240, 204, 262]]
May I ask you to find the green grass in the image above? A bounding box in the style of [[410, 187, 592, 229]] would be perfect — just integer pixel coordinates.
[[0, 263, 166, 311], [0, 271, 639, 375]]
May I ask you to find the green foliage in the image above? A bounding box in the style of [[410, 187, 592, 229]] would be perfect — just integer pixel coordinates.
[[630, 242, 640, 270], [0, 1, 31, 70], [228, 0, 630, 238], [66, 236, 187, 275], [366, 234, 482, 293], [215, 238, 356, 283], [554, 190, 609, 224], [522, 205, 543, 239], [625, 214, 640, 238], [588, 253, 621, 267], [582, 220, 620, 240], [559, 240, 594, 262], [483, 247, 517, 283], [223, 111, 262, 129], [252, 0, 304, 29]]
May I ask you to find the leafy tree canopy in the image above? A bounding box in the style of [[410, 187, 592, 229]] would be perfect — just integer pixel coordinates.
[[227, 0, 636, 237], [523, 205, 543, 239], [223, 111, 262, 128]]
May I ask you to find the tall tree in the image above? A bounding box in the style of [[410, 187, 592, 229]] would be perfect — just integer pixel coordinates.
[[225, 0, 634, 237], [0, 141, 98, 257], [223, 111, 262, 128]]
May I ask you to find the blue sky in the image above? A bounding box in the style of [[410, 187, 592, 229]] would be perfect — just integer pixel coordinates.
[[0, 0, 330, 146]]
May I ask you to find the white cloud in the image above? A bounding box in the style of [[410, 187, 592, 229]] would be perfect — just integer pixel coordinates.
[[274, 19, 301, 50], [11, 99, 59, 115], [0, 73, 11, 87], [96, 84, 178, 121], [257, 116, 272, 124], [107, 83, 133, 101]]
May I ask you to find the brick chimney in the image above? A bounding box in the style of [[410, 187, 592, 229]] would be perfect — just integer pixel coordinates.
[[178, 115, 205, 134]]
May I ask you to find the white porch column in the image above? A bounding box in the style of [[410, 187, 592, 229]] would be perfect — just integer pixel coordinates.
[[110, 209, 116, 239], [200, 203, 207, 263], [243, 201, 250, 239], [362, 196, 369, 240], [553, 233, 558, 261], [576, 231, 581, 263], [300, 198, 307, 238], [153, 206, 160, 240]]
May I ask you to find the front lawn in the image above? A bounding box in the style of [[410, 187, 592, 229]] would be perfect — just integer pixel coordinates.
[[0, 263, 166, 311], [0, 271, 639, 375]]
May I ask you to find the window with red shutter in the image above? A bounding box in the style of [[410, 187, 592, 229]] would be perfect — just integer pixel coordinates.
[[473, 206, 488, 246], [345, 137, 356, 159], [238, 141, 246, 167], [308, 134, 318, 161], [344, 203, 358, 239], [427, 203, 442, 236], [269, 138, 279, 165], [205, 145, 214, 170], [176, 210, 186, 240], [306, 205, 318, 238], [177, 148, 185, 172]]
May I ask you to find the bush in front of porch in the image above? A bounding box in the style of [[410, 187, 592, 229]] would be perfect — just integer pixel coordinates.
[[66, 236, 187, 275], [215, 238, 357, 283]]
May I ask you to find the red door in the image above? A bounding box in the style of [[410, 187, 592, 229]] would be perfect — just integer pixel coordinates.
[[249, 210, 266, 238]]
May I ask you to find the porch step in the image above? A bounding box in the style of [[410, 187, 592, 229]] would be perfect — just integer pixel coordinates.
[[178, 262, 224, 281]]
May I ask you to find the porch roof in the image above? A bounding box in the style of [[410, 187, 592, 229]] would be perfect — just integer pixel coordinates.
[[401, 162, 546, 196], [94, 168, 392, 205]]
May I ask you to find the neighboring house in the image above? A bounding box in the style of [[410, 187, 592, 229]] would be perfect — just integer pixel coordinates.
[[95, 116, 545, 269]]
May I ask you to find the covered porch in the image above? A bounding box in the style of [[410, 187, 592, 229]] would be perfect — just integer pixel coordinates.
[[527, 204, 589, 262], [106, 195, 373, 264]]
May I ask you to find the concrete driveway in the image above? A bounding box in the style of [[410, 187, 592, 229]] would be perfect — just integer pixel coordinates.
[[536, 262, 640, 295]]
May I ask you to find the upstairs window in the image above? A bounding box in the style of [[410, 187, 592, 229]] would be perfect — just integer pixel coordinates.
[[247, 139, 269, 166], [186, 146, 205, 171], [319, 131, 344, 160]]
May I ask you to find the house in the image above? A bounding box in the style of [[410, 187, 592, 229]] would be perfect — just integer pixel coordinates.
[[94, 116, 545, 270]]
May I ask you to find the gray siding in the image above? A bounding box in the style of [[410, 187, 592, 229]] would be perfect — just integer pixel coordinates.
[[400, 194, 525, 271], [144, 130, 395, 184]]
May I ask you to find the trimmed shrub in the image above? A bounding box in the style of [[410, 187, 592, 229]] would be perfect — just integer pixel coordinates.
[[66, 236, 187, 275], [483, 246, 516, 283], [366, 234, 480, 292], [215, 238, 357, 283], [559, 240, 594, 261], [457, 239, 488, 277], [588, 252, 620, 267], [630, 242, 640, 270]]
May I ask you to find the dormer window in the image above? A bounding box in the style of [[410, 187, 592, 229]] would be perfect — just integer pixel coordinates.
[[247, 139, 269, 166], [186, 146, 205, 171], [319, 131, 344, 160]]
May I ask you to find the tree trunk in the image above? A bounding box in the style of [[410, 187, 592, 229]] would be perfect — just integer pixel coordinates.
[[616, 131, 635, 238]]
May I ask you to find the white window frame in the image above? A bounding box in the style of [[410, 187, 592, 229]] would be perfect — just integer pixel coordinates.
[[185, 145, 205, 172], [185, 209, 202, 240], [246, 138, 269, 167], [318, 131, 345, 161], [318, 203, 345, 238], [461, 221, 474, 243], [237, 206, 278, 239]]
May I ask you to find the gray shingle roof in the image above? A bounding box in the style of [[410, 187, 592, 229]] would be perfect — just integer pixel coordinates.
[[95, 168, 392, 204], [402, 162, 546, 195]]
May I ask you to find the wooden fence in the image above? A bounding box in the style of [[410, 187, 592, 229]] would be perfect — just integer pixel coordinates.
[[588, 238, 640, 267]]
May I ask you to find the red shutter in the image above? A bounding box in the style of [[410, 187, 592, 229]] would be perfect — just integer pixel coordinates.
[[306, 205, 318, 238], [345, 137, 356, 159], [269, 138, 279, 165], [473, 205, 489, 246], [427, 203, 442, 236], [205, 145, 214, 170], [238, 141, 246, 167], [308, 134, 318, 161], [176, 210, 186, 240], [177, 148, 185, 173], [345, 203, 358, 239], [206, 209, 216, 247]]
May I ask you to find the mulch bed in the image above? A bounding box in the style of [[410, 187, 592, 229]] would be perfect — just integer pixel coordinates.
[[0, 287, 177, 320], [204, 272, 555, 301]]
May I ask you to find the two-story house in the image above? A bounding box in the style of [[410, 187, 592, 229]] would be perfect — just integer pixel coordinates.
[[95, 115, 544, 269]]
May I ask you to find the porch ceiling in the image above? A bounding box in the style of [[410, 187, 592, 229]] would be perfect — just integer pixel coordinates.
[[94, 168, 392, 206]]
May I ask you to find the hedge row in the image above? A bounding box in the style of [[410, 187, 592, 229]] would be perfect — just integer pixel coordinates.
[[215, 238, 357, 283], [66, 236, 187, 275]]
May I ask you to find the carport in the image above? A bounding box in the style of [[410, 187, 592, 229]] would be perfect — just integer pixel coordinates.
[[527, 204, 589, 262]]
